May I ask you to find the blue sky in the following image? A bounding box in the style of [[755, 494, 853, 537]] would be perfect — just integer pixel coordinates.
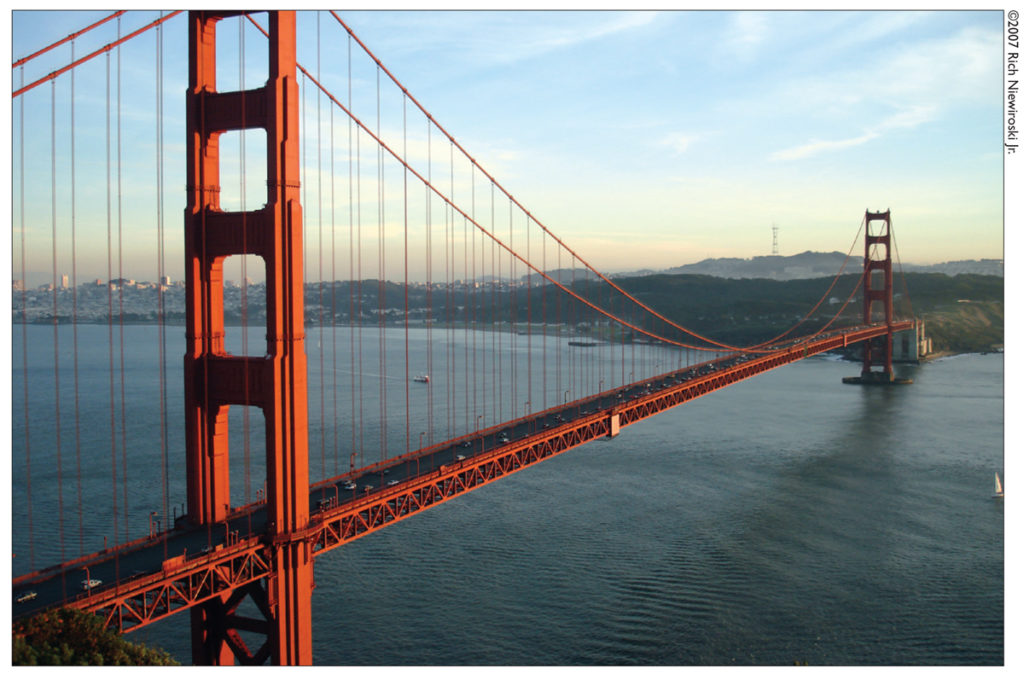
[[335, 10, 1005, 269], [7, 9, 1009, 283]]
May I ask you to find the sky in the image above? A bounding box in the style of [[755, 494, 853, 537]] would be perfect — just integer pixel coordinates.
[[337, 9, 1007, 270], [5, 8, 1012, 285]]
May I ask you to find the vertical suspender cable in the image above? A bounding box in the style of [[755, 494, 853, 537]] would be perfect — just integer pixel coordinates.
[[889, 217, 916, 320], [446, 143, 453, 441], [105, 47, 119, 554], [509, 197, 516, 418], [117, 26, 129, 546], [156, 16, 171, 550], [70, 40, 84, 558], [403, 93, 411, 450], [470, 171, 476, 431], [570, 257, 576, 399], [51, 80, 67, 593], [481, 183, 488, 429], [377, 65, 387, 465], [469, 214, 473, 433], [496, 184, 502, 422], [555, 245, 561, 409], [347, 34, 358, 472], [331, 77, 339, 478], [18, 64, 35, 571], [317, 13, 327, 488], [490, 182, 497, 423], [426, 121, 434, 447], [542, 232, 547, 410], [356, 72, 365, 467], [526, 211, 532, 416]]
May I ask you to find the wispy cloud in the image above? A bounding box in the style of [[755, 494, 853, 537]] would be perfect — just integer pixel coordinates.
[[771, 131, 880, 161], [727, 12, 769, 59], [771, 104, 936, 161], [767, 23, 995, 162], [495, 12, 659, 64], [660, 132, 697, 154]]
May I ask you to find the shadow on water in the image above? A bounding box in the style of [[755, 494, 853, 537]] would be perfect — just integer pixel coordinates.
[[123, 356, 1001, 665]]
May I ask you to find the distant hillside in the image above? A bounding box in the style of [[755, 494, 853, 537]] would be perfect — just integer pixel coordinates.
[[522, 268, 600, 285], [662, 251, 851, 280], [557, 271, 1003, 355], [613, 251, 1004, 281]]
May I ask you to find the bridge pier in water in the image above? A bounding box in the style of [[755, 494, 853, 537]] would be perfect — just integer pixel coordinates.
[[843, 209, 913, 386], [185, 10, 313, 664]]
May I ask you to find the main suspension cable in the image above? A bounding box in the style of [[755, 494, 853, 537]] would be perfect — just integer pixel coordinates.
[[13, 11, 183, 98], [13, 10, 125, 68]]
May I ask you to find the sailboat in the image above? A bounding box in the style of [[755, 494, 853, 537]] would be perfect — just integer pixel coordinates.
[[994, 472, 1004, 498]]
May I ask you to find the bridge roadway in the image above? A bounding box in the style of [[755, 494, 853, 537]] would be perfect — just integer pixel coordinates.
[[12, 322, 910, 630]]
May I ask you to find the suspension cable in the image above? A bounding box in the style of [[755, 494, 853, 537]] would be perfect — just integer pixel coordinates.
[[13, 11, 183, 98], [13, 10, 125, 68], [323, 11, 790, 353], [273, 62, 754, 352], [249, 14, 886, 368], [889, 214, 917, 320], [743, 215, 867, 349]]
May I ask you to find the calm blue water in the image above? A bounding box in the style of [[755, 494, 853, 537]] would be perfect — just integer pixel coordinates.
[[12, 326, 1003, 664]]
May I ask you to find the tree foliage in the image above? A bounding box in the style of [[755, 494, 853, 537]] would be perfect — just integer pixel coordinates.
[[13, 607, 178, 666]]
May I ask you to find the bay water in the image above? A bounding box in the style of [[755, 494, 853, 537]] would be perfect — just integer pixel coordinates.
[[11, 325, 1003, 664]]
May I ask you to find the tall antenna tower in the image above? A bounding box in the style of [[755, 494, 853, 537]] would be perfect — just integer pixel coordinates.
[[772, 223, 779, 255]]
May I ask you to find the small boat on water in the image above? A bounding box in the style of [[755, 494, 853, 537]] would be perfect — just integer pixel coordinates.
[[994, 472, 1004, 498], [413, 374, 430, 384]]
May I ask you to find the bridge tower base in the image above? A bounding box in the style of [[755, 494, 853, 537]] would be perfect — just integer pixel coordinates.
[[185, 10, 312, 664], [843, 209, 912, 386]]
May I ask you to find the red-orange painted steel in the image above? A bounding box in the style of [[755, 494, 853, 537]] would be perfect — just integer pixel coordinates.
[[307, 322, 913, 557], [862, 210, 895, 377], [11, 12, 184, 99], [27, 323, 909, 640], [184, 10, 312, 665]]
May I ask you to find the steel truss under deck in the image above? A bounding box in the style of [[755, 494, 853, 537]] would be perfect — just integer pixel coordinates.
[[37, 321, 911, 637]]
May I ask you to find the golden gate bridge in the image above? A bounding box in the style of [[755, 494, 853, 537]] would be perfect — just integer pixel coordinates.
[[11, 11, 918, 664]]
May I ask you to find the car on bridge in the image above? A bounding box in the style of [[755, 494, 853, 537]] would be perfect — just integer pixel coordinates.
[[81, 578, 102, 590]]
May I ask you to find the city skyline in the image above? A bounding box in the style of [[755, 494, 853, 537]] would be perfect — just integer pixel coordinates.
[[8, 9, 1010, 286]]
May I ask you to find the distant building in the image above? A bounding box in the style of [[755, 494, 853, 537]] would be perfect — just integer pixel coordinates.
[[160, 275, 172, 286], [60, 274, 69, 289]]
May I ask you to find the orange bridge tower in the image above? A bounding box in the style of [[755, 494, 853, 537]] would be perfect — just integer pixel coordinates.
[[843, 209, 913, 386], [184, 10, 313, 664]]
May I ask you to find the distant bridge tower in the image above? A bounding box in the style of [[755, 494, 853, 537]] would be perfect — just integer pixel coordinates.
[[843, 209, 912, 385], [185, 10, 312, 664], [771, 223, 779, 255]]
